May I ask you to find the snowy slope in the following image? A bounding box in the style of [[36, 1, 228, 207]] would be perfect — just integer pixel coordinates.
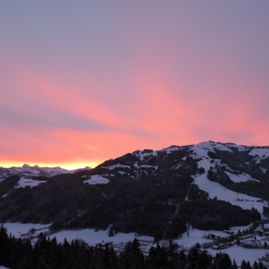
[[190, 142, 267, 214], [193, 172, 265, 213]]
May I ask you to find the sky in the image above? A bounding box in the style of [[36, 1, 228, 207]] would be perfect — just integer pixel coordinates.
[[1, 1, 269, 169]]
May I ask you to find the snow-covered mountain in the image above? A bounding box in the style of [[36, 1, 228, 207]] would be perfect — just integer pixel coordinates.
[[1, 141, 269, 240], [0, 164, 70, 181], [92, 141, 269, 214]]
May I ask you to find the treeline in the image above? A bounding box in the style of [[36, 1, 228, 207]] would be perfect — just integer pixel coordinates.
[[0, 226, 266, 269]]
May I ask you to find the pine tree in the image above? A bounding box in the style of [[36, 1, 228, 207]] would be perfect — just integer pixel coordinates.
[[121, 239, 145, 269], [0, 225, 10, 266], [253, 261, 259, 269]]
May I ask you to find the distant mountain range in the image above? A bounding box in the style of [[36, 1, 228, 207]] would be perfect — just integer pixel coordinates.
[[0, 164, 69, 180], [0, 141, 269, 240], [0, 164, 91, 181]]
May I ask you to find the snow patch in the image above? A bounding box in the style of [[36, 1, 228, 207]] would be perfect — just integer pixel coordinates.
[[16, 177, 46, 188], [228, 224, 252, 233], [1, 192, 10, 198], [249, 148, 269, 163], [105, 164, 130, 170], [260, 167, 267, 174], [225, 171, 258, 183], [161, 146, 181, 154], [140, 164, 158, 170], [133, 150, 157, 161], [84, 175, 110, 185], [225, 143, 248, 152], [191, 141, 233, 158]]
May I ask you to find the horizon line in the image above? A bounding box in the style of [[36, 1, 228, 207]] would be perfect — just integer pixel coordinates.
[[1, 140, 268, 170]]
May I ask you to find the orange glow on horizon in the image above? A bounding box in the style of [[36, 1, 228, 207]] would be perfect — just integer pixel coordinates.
[[0, 160, 101, 170]]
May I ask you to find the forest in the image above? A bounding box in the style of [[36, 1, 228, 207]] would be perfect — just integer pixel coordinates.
[[0, 225, 266, 269]]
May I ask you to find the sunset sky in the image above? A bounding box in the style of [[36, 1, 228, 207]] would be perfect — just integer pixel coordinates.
[[1, 1, 269, 169]]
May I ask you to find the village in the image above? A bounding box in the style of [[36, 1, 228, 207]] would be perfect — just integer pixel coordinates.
[[197, 221, 269, 266]]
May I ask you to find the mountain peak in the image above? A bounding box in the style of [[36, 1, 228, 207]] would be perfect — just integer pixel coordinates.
[[22, 164, 33, 169]]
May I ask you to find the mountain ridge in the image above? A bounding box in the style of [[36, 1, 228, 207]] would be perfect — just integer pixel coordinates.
[[0, 164, 92, 181], [0, 140, 269, 240]]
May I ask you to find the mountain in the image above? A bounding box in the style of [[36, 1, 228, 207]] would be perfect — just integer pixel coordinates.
[[0, 164, 70, 181], [0, 141, 269, 240], [0, 164, 92, 181]]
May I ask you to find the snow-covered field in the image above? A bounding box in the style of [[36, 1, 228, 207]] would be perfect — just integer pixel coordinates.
[[1, 222, 154, 251], [208, 246, 268, 265], [2, 222, 269, 264], [49, 228, 154, 249], [174, 229, 216, 248], [174, 225, 249, 249], [1, 222, 50, 237], [0, 222, 252, 247]]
